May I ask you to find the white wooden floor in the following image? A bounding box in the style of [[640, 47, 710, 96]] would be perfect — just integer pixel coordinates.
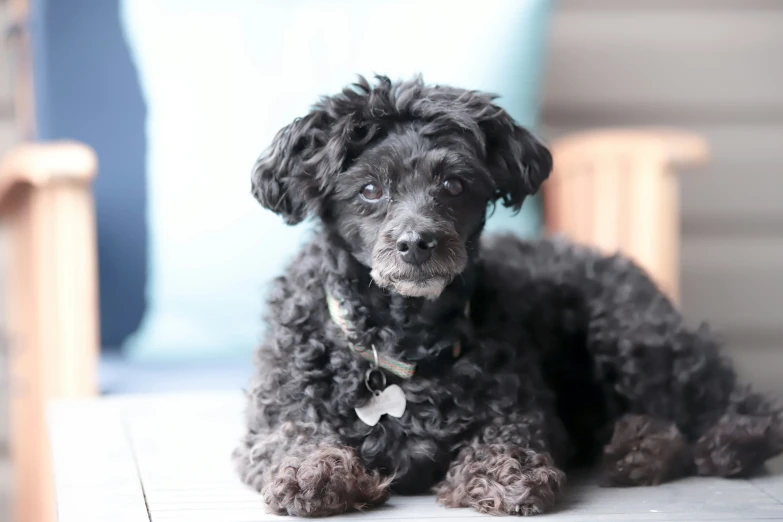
[[48, 392, 783, 522]]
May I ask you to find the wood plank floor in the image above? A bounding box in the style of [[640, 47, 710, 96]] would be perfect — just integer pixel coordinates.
[[48, 393, 783, 522]]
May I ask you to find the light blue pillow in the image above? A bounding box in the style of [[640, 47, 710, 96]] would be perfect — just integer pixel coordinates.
[[120, 0, 552, 362]]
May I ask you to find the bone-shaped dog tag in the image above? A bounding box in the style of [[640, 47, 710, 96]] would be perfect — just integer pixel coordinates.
[[355, 384, 407, 426]]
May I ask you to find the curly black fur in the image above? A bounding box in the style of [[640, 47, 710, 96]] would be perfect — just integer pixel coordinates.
[[435, 444, 565, 515], [234, 76, 783, 517], [600, 414, 690, 487]]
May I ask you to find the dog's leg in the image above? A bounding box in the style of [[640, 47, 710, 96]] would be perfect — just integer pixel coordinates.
[[596, 331, 783, 484], [435, 412, 567, 516], [693, 387, 783, 478], [592, 311, 782, 482], [579, 252, 783, 483], [233, 421, 391, 517]]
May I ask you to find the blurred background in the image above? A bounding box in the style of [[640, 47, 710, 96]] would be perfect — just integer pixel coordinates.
[[0, 0, 781, 521]]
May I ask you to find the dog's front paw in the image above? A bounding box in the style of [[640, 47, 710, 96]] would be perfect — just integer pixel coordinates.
[[436, 444, 564, 516], [263, 445, 391, 517], [694, 413, 783, 478], [601, 414, 690, 487]]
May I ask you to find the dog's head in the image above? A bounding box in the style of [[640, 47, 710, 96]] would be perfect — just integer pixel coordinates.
[[252, 76, 551, 298]]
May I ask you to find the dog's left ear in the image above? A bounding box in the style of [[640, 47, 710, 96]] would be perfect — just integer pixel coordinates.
[[481, 109, 552, 212]]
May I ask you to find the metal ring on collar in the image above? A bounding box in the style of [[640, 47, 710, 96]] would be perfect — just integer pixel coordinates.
[[365, 368, 386, 394], [370, 344, 379, 368]]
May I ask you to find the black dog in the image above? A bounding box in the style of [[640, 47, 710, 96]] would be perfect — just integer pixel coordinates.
[[234, 76, 783, 517]]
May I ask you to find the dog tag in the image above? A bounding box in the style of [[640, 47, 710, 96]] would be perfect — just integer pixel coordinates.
[[355, 384, 407, 426]]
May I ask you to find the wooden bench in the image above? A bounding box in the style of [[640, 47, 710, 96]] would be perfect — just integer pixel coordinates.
[[3, 129, 708, 522]]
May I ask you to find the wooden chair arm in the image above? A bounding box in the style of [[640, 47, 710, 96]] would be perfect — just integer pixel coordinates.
[[0, 141, 97, 212], [547, 129, 708, 171], [544, 128, 709, 303], [1, 141, 99, 522]]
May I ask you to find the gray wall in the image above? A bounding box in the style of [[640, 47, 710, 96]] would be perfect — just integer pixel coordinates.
[[540, 0, 783, 396]]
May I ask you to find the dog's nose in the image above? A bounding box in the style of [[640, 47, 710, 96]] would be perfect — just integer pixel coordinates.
[[396, 231, 439, 265]]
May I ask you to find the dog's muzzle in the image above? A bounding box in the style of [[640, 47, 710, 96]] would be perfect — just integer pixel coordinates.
[[370, 228, 467, 299]]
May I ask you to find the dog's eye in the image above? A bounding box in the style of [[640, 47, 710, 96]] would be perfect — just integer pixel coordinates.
[[360, 183, 383, 201], [443, 178, 463, 196]]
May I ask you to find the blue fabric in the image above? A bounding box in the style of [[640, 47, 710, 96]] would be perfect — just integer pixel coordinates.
[[30, 0, 148, 348], [116, 0, 552, 362]]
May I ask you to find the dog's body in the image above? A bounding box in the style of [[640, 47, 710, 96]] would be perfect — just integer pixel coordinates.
[[234, 77, 783, 517]]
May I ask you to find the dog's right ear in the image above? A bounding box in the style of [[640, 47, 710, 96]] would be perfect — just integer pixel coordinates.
[[251, 110, 340, 225]]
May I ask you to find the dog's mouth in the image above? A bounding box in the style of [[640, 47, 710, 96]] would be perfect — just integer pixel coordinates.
[[370, 270, 453, 299], [369, 236, 468, 299]]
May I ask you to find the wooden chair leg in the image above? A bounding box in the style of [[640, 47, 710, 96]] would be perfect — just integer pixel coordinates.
[[1, 142, 99, 522], [544, 128, 708, 303]]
